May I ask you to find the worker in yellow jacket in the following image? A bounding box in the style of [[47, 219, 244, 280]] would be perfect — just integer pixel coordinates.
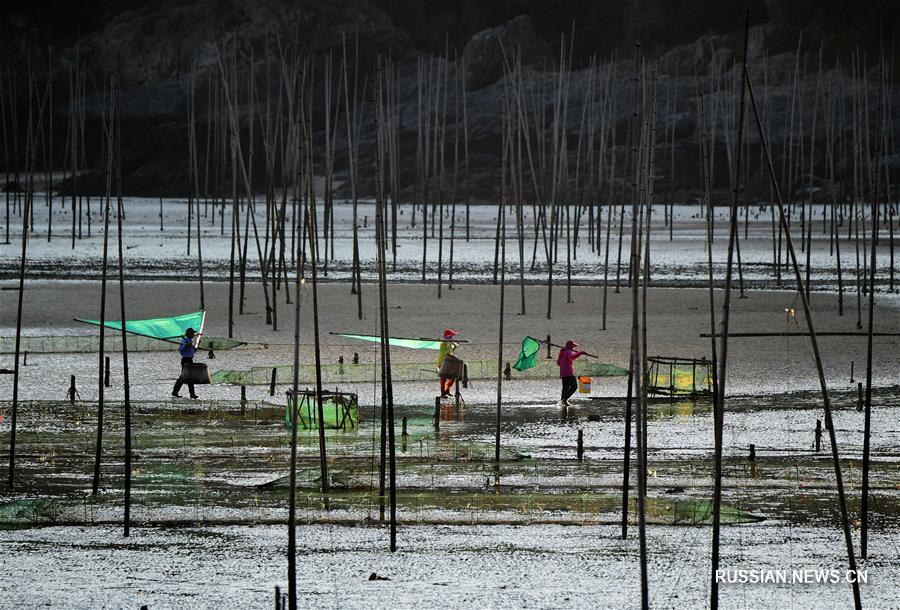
[[436, 328, 459, 397]]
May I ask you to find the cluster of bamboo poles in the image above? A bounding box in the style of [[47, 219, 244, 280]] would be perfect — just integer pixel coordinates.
[[610, 17, 888, 609], [2, 35, 898, 315], [7, 70, 135, 535], [3, 25, 898, 610]]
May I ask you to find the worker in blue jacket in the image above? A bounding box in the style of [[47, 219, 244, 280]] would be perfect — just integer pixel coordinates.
[[171, 327, 199, 398]]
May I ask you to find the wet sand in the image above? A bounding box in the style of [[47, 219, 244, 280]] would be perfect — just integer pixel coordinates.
[[2, 279, 899, 400]]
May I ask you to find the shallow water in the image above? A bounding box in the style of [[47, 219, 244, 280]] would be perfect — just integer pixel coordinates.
[[2, 196, 899, 608], [2, 197, 896, 292]]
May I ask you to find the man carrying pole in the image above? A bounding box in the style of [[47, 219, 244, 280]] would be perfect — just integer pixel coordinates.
[[172, 328, 200, 399]]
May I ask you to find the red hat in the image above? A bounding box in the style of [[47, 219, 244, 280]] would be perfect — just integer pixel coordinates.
[[443, 328, 458, 339], [565, 340, 578, 349]]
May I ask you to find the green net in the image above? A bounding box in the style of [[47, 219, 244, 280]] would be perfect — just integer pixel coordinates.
[[76, 311, 206, 343], [336, 333, 442, 350], [210, 359, 629, 386], [203, 337, 245, 350], [285, 392, 360, 430], [513, 336, 542, 371]]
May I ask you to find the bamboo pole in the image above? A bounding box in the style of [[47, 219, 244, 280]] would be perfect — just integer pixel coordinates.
[[228, 132, 237, 338], [5, 74, 46, 491], [372, 56, 398, 550], [747, 63, 863, 610], [112, 75, 133, 536], [437, 50, 449, 298], [861, 31, 886, 561], [341, 34, 363, 320], [494, 94, 508, 465], [804, 50, 823, 299], [462, 56, 471, 243], [92, 75, 117, 495], [448, 57, 461, 292], [46, 50, 53, 243], [78, 63, 86, 240], [286, 100, 302, 610], [69, 63, 76, 248], [300, 51, 329, 498], [669, 63, 678, 241], [625, 38, 649, 610], [510, 69, 526, 314], [189, 65, 206, 309], [0, 62, 9, 245], [710, 17, 749, 610], [697, 71, 721, 499], [601, 65, 617, 329]]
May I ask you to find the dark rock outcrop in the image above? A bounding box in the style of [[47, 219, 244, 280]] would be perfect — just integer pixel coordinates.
[[462, 15, 551, 90]]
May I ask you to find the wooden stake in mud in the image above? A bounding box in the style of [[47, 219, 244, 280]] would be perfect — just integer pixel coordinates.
[[92, 74, 118, 496], [746, 63, 863, 610]]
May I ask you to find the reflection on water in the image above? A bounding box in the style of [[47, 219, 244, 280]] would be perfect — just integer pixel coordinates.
[[440, 402, 465, 423], [647, 399, 713, 422]]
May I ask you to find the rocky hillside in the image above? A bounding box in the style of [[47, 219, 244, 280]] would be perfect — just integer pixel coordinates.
[[1, 1, 898, 200]]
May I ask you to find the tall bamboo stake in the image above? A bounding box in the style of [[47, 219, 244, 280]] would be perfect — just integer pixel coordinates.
[[710, 16, 749, 610], [861, 31, 886, 561], [301, 52, 329, 498], [747, 64, 863, 610], [626, 39, 649, 610], [228, 132, 237, 338], [601, 72, 617, 329], [112, 75, 133, 536], [46, 50, 53, 243], [0, 62, 10, 245], [494, 94, 508, 465], [189, 66, 205, 309], [372, 56, 398, 550], [286, 118, 302, 610], [697, 72, 721, 497], [92, 74, 117, 495], [341, 34, 363, 320], [5, 75, 44, 491], [449, 57, 461, 291]]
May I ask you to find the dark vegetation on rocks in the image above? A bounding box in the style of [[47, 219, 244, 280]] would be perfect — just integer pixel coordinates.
[[1, 0, 898, 200]]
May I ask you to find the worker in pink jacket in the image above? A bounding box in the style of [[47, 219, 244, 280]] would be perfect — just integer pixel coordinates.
[[556, 340, 585, 406]]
